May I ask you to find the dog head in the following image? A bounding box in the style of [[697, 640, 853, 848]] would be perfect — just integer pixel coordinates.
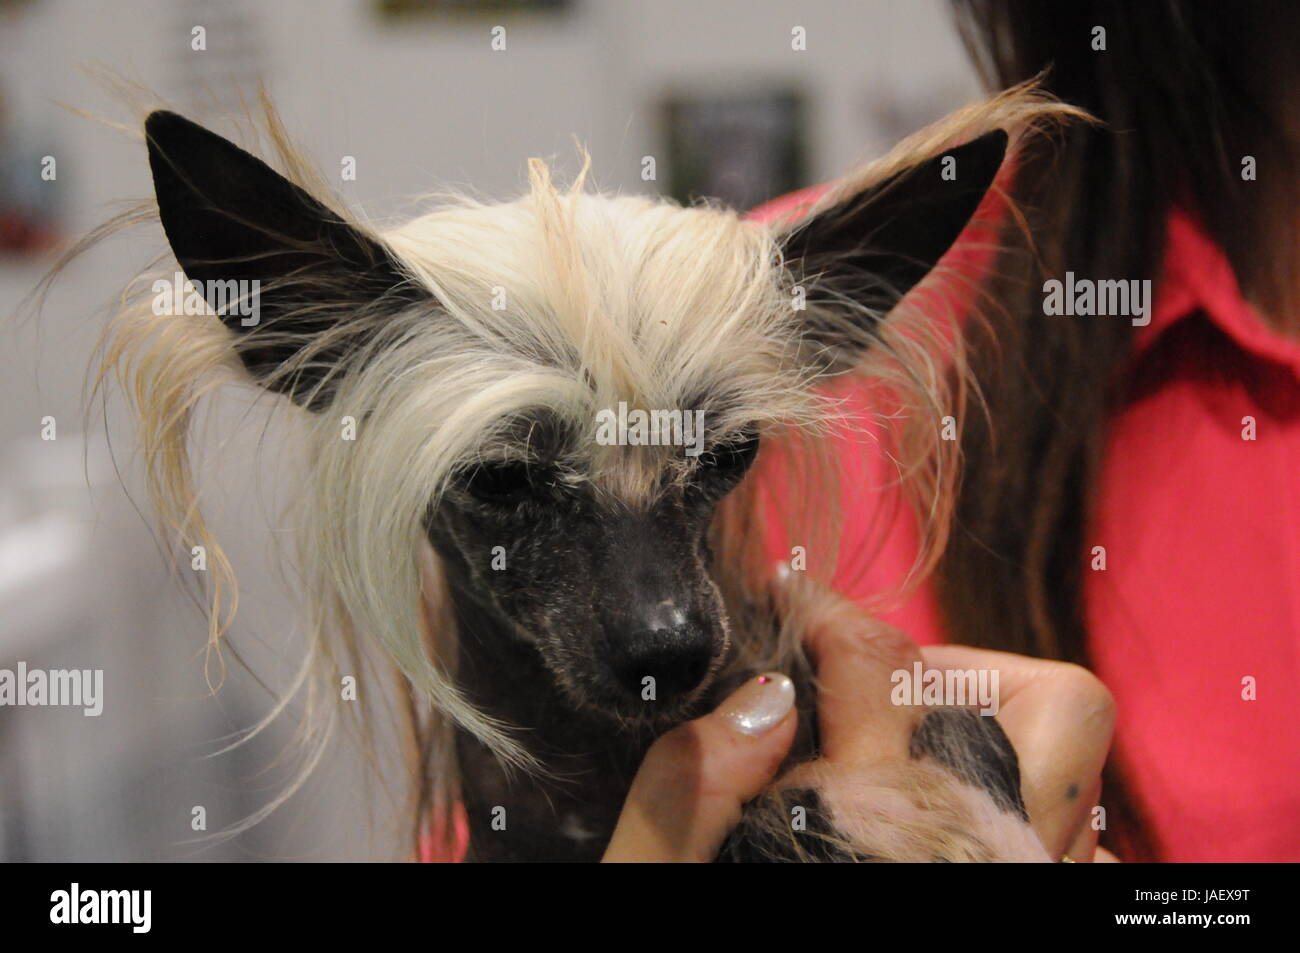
[[144, 110, 1005, 726]]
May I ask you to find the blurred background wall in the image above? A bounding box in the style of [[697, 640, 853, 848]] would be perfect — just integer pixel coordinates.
[[0, 0, 980, 861]]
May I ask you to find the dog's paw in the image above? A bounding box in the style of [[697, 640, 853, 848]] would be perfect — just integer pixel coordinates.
[[719, 708, 1050, 862]]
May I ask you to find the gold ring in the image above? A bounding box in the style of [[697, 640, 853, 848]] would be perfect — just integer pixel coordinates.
[[1060, 855, 1077, 863]]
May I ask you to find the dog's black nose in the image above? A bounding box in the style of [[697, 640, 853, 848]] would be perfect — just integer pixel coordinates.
[[605, 602, 715, 703]]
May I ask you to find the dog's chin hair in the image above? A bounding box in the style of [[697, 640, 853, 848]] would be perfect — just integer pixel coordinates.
[[583, 699, 709, 739], [594, 688, 712, 731], [546, 651, 729, 735]]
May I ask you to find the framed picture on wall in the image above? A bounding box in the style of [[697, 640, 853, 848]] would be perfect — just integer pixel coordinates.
[[0, 89, 59, 257], [662, 86, 807, 211]]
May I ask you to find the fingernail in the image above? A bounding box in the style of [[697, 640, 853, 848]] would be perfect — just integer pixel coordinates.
[[718, 672, 795, 736], [773, 561, 792, 584]]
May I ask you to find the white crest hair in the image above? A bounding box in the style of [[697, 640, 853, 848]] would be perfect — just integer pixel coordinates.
[[62, 80, 1085, 851]]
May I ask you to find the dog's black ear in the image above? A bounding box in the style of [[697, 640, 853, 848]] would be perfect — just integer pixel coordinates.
[[782, 129, 1007, 354], [145, 110, 424, 410]]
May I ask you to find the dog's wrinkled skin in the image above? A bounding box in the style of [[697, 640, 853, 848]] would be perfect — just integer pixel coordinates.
[[427, 439, 752, 727], [140, 106, 1050, 862]]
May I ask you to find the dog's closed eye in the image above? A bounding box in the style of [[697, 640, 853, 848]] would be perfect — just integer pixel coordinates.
[[464, 461, 541, 506], [696, 431, 760, 477]]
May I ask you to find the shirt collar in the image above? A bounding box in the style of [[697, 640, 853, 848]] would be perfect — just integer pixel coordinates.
[[1142, 206, 1300, 378], [749, 187, 1300, 379]]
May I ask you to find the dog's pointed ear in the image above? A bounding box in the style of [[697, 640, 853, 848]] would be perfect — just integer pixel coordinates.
[[145, 110, 424, 410], [782, 129, 1007, 355]]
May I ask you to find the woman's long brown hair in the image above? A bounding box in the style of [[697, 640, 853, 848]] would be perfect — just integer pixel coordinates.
[[941, 0, 1300, 859]]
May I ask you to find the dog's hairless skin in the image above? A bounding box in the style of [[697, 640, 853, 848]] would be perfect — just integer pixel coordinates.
[[447, 575, 662, 862], [429, 504, 750, 862]]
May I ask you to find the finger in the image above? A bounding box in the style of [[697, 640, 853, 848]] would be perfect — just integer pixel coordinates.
[[773, 568, 922, 761], [1094, 846, 1122, 863], [921, 645, 1115, 857], [1001, 665, 1114, 857], [920, 643, 1052, 707], [1061, 779, 1102, 862], [601, 672, 797, 862]]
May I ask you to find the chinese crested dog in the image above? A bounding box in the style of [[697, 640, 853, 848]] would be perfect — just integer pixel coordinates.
[[85, 85, 1075, 861]]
